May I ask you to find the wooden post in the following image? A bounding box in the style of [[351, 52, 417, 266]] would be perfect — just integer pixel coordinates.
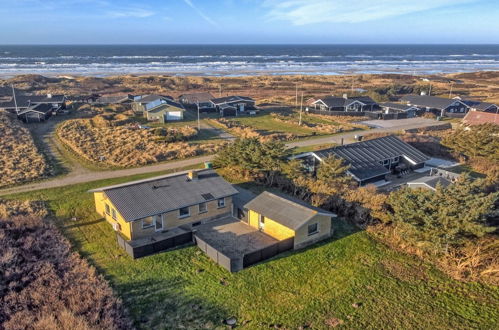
[[299, 91, 304, 126]]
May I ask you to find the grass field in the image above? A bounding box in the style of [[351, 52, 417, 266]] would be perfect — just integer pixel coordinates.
[[5, 170, 498, 329]]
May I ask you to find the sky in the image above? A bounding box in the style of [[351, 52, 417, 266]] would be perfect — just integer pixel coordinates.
[[1, 0, 498, 44]]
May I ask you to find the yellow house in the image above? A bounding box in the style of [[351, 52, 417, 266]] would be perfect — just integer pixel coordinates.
[[89, 169, 238, 242], [244, 191, 337, 249]]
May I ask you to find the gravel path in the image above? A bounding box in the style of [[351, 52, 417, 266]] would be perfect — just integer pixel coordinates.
[[0, 118, 442, 196]]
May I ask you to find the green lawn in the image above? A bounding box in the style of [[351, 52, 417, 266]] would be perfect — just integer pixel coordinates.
[[5, 173, 498, 329]]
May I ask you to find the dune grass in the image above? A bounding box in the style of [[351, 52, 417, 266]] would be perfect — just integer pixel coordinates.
[[5, 173, 499, 329]]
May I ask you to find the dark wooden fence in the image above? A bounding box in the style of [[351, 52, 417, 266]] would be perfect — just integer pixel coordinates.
[[242, 238, 294, 269], [195, 236, 238, 272], [117, 232, 193, 259]]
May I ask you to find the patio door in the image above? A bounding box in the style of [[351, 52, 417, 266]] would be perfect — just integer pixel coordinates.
[[258, 214, 265, 230], [154, 215, 163, 231]]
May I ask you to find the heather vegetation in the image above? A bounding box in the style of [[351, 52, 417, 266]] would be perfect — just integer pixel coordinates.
[[0, 199, 131, 330], [214, 138, 499, 285], [57, 118, 224, 167], [0, 112, 50, 188]]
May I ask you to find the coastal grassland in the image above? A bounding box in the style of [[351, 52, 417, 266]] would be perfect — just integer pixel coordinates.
[[5, 174, 498, 329], [0, 111, 50, 188]]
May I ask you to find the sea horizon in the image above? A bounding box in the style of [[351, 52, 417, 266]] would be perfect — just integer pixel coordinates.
[[1, 44, 499, 77]]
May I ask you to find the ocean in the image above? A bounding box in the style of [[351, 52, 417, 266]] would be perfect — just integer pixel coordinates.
[[0, 44, 498, 77]]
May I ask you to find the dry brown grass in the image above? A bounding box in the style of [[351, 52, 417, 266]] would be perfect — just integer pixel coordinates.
[[0, 111, 50, 188], [0, 200, 131, 329], [215, 118, 297, 142], [57, 118, 224, 167]]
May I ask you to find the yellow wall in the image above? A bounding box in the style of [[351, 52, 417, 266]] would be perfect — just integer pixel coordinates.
[[93, 192, 132, 240], [248, 210, 295, 240]]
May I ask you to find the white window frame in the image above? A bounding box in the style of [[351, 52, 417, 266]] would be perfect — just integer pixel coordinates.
[[179, 206, 190, 218], [392, 156, 399, 163], [154, 214, 163, 232], [383, 159, 389, 166], [199, 202, 207, 214], [111, 208, 117, 220], [105, 203, 110, 215], [142, 217, 154, 229], [217, 198, 226, 208]]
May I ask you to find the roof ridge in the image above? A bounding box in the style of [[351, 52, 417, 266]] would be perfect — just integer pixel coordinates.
[[262, 191, 319, 214]]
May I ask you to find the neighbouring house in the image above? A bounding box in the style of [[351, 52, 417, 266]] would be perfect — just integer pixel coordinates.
[[462, 111, 499, 126], [407, 168, 460, 191], [0, 93, 66, 115], [16, 103, 53, 122], [292, 135, 430, 186], [244, 191, 336, 250], [89, 169, 239, 242], [94, 94, 135, 105], [470, 102, 499, 113], [210, 96, 256, 116], [400, 95, 470, 117], [311, 95, 378, 112], [144, 98, 185, 122], [179, 92, 215, 111], [379, 102, 421, 118], [131, 94, 174, 114]]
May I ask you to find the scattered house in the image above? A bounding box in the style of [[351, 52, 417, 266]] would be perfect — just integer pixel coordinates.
[[210, 96, 256, 117], [407, 168, 460, 191], [292, 135, 430, 186], [462, 111, 499, 126], [89, 169, 336, 271], [94, 94, 135, 105], [400, 95, 469, 117], [470, 102, 499, 113], [178, 92, 215, 111], [311, 95, 378, 112], [379, 102, 420, 118], [16, 103, 53, 122], [244, 191, 336, 250], [131, 94, 174, 114], [144, 98, 185, 122], [89, 169, 239, 242], [0, 93, 66, 115]]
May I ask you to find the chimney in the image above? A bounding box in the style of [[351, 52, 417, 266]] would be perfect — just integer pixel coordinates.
[[342, 93, 348, 99], [187, 170, 198, 181], [47, 93, 52, 98]]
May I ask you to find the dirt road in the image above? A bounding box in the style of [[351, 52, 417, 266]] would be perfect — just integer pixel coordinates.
[[0, 118, 441, 196]]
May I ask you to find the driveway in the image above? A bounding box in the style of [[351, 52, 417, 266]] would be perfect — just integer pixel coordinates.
[[358, 118, 437, 129]]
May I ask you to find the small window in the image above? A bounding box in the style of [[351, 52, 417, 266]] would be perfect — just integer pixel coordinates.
[[392, 156, 399, 163], [308, 223, 319, 236], [383, 159, 389, 166], [142, 217, 153, 229], [111, 208, 117, 220], [199, 202, 207, 213], [217, 198, 225, 208], [179, 207, 190, 218], [105, 204, 110, 215]]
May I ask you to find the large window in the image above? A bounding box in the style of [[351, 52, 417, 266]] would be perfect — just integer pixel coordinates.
[[142, 217, 153, 229], [179, 206, 190, 218], [217, 198, 225, 208], [199, 202, 207, 213], [308, 223, 319, 236], [105, 204, 110, 215]]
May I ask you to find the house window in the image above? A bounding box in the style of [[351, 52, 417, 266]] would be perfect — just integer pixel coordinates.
[[105, 204, 110, 215], [111, 208, 117, 220], [154, 215, 163, 231], [392, 156, 399, 163], [217, 198, 225, 208], [179, 207, 190, 218], [142, 217, 153, 229], [199, 202, 207, 213], [308, 223, 319, 236], [383, 159, 389, 166]]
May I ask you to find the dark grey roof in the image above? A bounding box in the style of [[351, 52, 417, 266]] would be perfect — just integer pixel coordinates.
[[179, 92, 214, 103], [211, 95, 255, 105], [313, 135, 430, 181], [244, 191, 336, 230], [349, 96, 377, 105], [0, 94, 65, 109], [408, 176, 452, 190], [95, 94, 133, 104], [473, 102, 497, 111], [89, 169, 239, 222], [380, 102, 418, 111], [17, 103, 53, 115], [400, 95, 468, 110], [232, 186, 257, 208], [145, 98, 184, 111], [315, 96, 377, 108], [136, 94, 173, 104]]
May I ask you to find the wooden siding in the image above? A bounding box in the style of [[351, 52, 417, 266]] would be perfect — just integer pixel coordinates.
[[93, 192, 132, 240]]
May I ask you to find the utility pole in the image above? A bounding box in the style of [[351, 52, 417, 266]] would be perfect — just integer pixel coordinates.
[[428, 84, 432, 96], [219, 84, 222, 97], [295, 82, 298, 109], [196, 101, 200, 131], [299, 91, 304, 126], [448, 82, 454, 98], [351, 76, 355, 94]]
